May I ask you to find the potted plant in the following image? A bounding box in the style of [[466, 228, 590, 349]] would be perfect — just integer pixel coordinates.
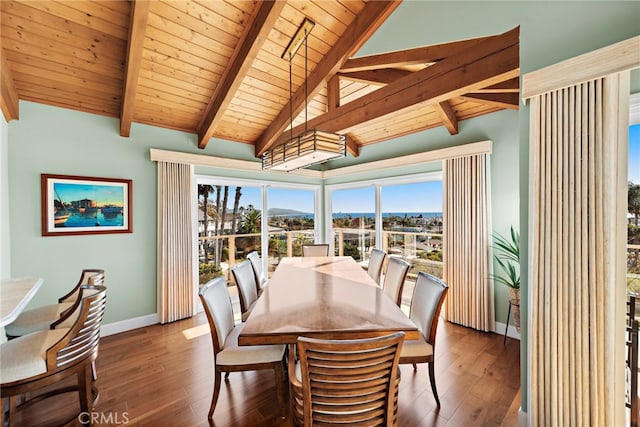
[[491, 226, 521, 332]]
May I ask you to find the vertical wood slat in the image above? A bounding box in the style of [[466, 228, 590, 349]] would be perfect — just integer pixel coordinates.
[[443, 153, 494, 332], [157, 161, 194, 323], [528, 73, 628, 425]]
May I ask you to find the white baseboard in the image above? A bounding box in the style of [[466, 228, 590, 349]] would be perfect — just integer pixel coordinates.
[[101, 313, 159, 337], [519, 407, 528, 426], [494, 320, 521, 340]]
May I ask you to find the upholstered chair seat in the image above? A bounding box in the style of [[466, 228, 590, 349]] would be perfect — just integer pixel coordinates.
[[0, 328, 70, 383], [4, 304, 72, 337]]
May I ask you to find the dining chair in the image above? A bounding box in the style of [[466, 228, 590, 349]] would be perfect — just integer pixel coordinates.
[[382, 257, 410, 307], [247, 251, 268, 295], [231, 260, 258, 322], [5, 269, 105, 339], [366, 248, 387, 285], [288, 332, 405, 426], [199, 277, 285, 420], [301, 243, 330, 257], [399, 272, 449, 407], [0, 283, 107, 427], [5, 269, 105, 382]]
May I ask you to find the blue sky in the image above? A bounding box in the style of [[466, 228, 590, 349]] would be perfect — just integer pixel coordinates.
[[55, 182, 124, 205], [630, 124, 640, 184], [202, 125, 637, 214]]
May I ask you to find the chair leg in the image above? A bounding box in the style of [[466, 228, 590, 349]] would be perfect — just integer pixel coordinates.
[[209, 368, 222, 420], [79, 364, 94, 417], [224, 372, 230, 380], [412, 363, 417, 371], [8, 395, 17, 427], [428, 361, 441, 408], [91, 360, 98, 381]]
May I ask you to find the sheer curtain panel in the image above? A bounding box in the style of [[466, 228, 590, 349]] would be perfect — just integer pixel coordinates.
[[157, 161, 195, 323], [442, 153, 494, 332]]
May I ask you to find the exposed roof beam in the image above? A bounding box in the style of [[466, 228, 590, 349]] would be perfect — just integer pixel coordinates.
[[255, 0, 401, 157], [338, 69, 412, 85], [327, 75, 340, 110], [433, 101, 458, 135], [198, 0, 284, 149], [1, 48, 19, 121], [460, 93, 520, 110], [340, 36, 493, 72], [269, 27, 520, 147], [120, 0, 150, 137], [345, 134, 360, 157], [472, 77, 520, 93]]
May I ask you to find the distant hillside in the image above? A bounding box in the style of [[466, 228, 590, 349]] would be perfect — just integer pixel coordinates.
[[268, 208, 311, 216]]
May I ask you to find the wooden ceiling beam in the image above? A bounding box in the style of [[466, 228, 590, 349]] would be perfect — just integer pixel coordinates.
[[460, 93, 520, 110], [338, 69, 412, 85], [433, 101, 458, 135], [254, 0, 401, 157], [269, 27, 520, 147], [339, 36, 494, 72], [120, 0, 150, 137], [345, 134, 361, 157], [197, 0, 285, 149], [1, 48, 19, 121], [472, 77, 520, 93]]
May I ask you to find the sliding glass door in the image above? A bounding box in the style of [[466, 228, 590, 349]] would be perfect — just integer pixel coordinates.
[[197, 177, 320, 285]]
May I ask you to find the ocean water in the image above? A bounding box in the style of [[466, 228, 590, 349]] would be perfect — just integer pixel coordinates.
[[56, 211, 124, 228], [333, 212, 442, 219]]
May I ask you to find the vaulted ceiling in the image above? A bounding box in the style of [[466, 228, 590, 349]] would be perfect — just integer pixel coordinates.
[[0, 0, 519, 161]]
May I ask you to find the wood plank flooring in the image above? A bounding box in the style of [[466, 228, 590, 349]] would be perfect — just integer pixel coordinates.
[[12, 313, 521, 426]]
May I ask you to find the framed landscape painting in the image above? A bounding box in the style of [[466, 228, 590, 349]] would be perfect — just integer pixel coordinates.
[[41, 174, 133, 236]]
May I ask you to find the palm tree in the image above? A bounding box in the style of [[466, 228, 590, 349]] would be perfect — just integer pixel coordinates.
[[198, 185, 214, 262], [629, 181, 640, 227], [231, 187, 242, 234]]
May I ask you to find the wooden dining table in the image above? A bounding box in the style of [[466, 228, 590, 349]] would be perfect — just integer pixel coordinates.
[[238, 256, 419, 346]]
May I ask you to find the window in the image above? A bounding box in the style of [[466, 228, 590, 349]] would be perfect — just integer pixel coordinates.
[[381, 181, 443, 278], [628, 122, 640, 293], [197, 177, 320, 285], [267, 187, 317, 272], [330, 186, 376, 261], [326, 172, 443, 276]]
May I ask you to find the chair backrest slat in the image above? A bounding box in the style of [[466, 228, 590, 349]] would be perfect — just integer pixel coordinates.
[[296, 332, 404, 426], [59, 268, 105, 303], [46, 285, 107, 371]]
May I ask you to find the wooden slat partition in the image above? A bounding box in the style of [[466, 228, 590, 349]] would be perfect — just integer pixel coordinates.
[[526, 74, 629, 426]]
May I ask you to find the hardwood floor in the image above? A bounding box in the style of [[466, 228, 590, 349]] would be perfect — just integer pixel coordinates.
[[13, 313, 521, 427]]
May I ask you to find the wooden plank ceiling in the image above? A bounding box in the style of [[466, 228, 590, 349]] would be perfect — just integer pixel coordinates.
[[0, 0, 519, 162]]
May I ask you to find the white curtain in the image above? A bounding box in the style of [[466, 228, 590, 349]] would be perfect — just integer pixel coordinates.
[[157, 161, 195, 324], [527, 75, 629, 427], [442, 153, 494, 332]]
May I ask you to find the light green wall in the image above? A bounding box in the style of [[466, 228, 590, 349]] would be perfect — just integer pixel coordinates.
[[1, 114, 10, 279]]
